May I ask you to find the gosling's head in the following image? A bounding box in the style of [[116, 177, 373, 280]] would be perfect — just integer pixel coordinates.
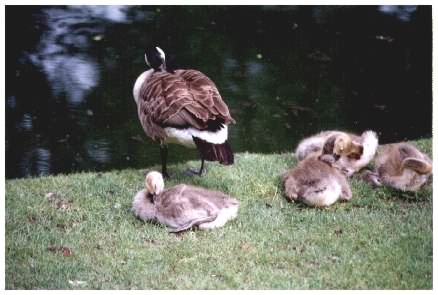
[[334, 134, 363, 160], [145, 171, 165, 196], [333, 134, 351, 154]]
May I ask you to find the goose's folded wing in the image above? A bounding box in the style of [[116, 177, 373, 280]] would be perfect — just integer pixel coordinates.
[[177, 70, 235, 124], [139, 70, 234, 135]]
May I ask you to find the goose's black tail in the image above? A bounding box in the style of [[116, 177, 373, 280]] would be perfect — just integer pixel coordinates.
[[193, 137, 234, 165]]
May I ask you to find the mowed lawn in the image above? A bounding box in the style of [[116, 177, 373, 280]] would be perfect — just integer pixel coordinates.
[[5, 139, 432, 289]]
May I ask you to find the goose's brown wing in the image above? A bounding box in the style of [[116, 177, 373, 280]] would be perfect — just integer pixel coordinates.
[[175, 70, 235, 124], [138, 69, 235, 141]]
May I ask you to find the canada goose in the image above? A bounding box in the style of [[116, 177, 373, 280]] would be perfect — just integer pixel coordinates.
[[133, 46, 235, 177], [282, 154, 352, 207], [132, 171, 240, 232], [362, 143, 432, 192], [295, 130, 378, 176]]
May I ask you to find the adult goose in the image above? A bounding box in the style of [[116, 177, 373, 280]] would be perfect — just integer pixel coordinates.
[[132, 171, 240, 232], [133, 46, 235, 177]]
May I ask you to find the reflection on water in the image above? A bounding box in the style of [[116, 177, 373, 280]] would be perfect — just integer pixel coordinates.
[[19, 148, 51, 177], [28, 6, 129, 105], [5, 5, 432, 178], [378, 5, 417, 21], [85, 138, 112, 164]]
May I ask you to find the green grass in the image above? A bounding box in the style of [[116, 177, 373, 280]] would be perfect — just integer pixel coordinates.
[[5, 139, 432, 289]]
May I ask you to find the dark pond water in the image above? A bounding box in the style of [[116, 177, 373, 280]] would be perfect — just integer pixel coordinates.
[[5, 5, 432, 179]]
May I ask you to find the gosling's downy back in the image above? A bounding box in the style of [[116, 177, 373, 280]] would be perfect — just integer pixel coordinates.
[[282, 155, 352, 207]]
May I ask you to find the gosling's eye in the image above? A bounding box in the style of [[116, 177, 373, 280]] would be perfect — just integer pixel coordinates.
[[348, 153, 361, 160]]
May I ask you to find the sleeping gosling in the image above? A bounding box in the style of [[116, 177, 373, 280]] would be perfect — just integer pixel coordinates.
[[132, 171, 239, 232], [282, 154, 352, 207]]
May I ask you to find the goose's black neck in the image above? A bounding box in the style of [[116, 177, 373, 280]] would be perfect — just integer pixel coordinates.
[[153, 65, 174, 74]]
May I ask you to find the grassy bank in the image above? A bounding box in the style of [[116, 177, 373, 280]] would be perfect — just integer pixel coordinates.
[[5, 139, 432, 289]]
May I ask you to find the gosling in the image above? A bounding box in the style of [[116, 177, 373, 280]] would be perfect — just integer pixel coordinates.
[[282, 154, 352, 207], [362, 142, 432, 192], [295, 130, 378, 177], [132, 171, 239, 232]]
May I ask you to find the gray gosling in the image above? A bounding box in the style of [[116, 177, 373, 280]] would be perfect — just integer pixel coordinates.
[[295, 130, 378, 177], [132, 171, 239, 232], [282, 154, 352, 207], [361, 142, 432, 192]]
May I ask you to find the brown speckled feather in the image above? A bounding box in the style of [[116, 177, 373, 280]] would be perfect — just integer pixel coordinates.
[[138, 69, 235, 141]]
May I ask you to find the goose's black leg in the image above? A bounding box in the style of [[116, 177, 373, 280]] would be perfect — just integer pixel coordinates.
[[185, 158, 207, 176], [160, 144, 170, 178], [198, 158, 206, 175]]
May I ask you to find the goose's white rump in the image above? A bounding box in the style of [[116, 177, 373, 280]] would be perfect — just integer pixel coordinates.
[[163, 125, 228, 148]]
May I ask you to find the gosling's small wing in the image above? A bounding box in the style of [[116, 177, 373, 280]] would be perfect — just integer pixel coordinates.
[[138, 70, 235, 140], [397, 143, 432, 174], [402, 158, 432, 174], [168, 214, 218, 233]]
